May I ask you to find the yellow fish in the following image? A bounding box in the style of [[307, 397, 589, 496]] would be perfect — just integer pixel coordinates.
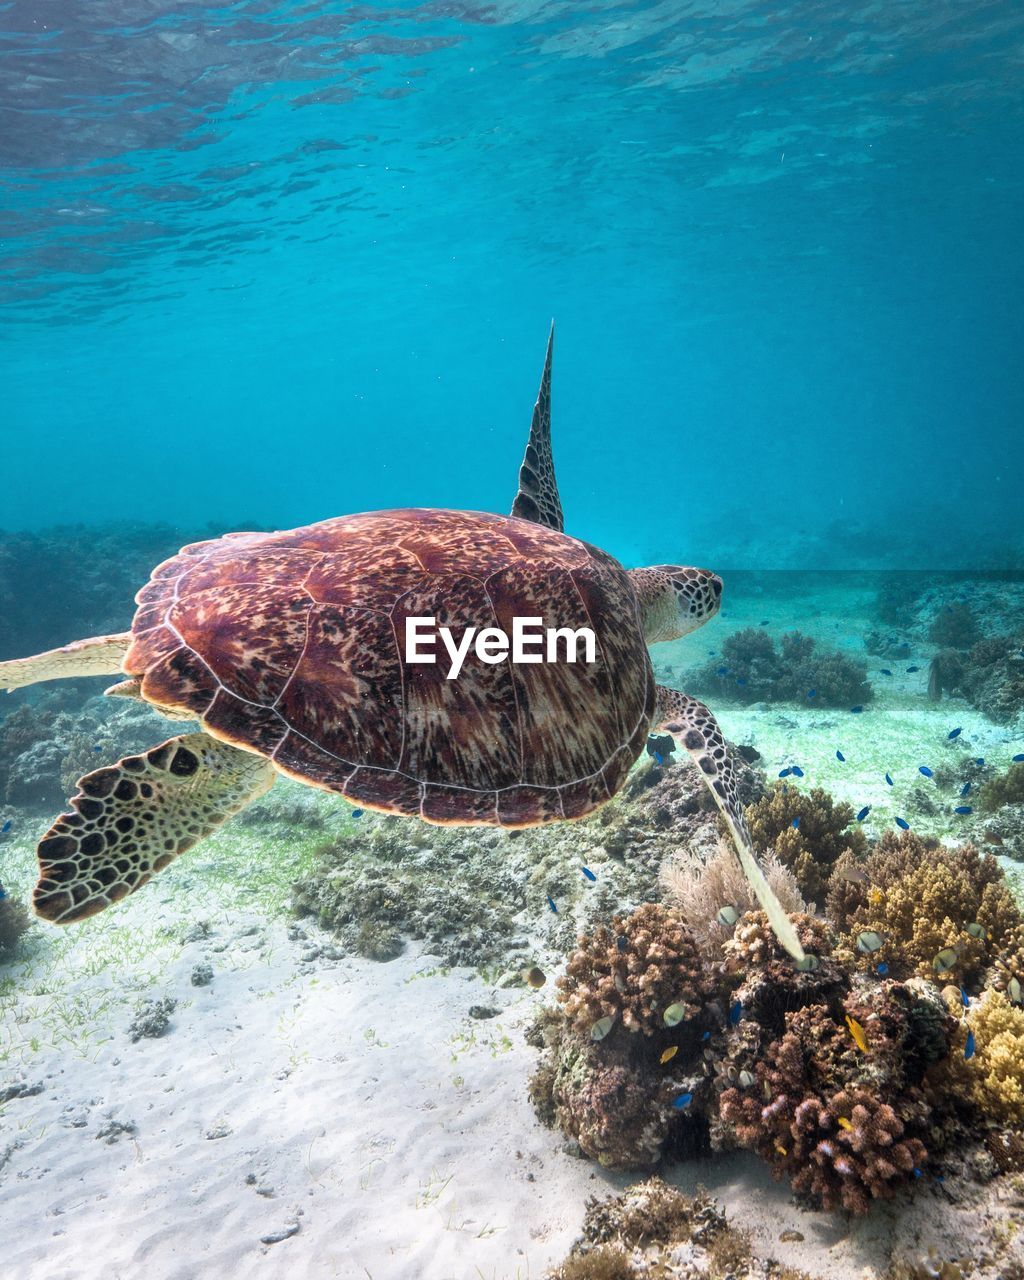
[[775, 1143, 788, 1156], [660, 1045, 678, 1064], [846, 1014, 869, 1053], [837, 1116, 853, 1131]]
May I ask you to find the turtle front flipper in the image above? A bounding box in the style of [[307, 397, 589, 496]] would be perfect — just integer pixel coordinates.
[[511, 322, 564, 532], [654, 686, 806, 962], [34, 733, 274, 924], [0, 632, 131, 692]]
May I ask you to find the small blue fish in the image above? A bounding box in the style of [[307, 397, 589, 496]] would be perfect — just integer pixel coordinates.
[[546, 895, 558, 914], [906, 665, 921, 673], [791, 766, 805, 778], [954, 805, 972, 815], [960, 987, 970, 1008], [716, 666, 729, 677], [653, 751, 664, 765], [736, 677, 747, 687], [701, 1029, 711, 1041], [964, 1031, 976, 1060], [975, 758, 985, 766], [913, 1168, 922, 1179], [0, 887, 6, 900], [760, 620, 769, 626], [729, 999, 742, 1026], [876, 962, 889, 976], [791, 816, 800, 829], [919, 766, 933, 778], [836, 750, 846, 762], [885, 773, 894, 786], [351, 808, 364, 818], [850, 705, 864, 714], [880, 669, 893, 676], [672, 1091, 694, 1109], [948, 727, 962, 740], [581, 866, 597, 882], [1014, 754, 1024, 763], [0, 820, 11, 834], [778, 768, 792, 778], [856, 806, 870, 822], [92, 744, 102, 753], [961, 782, 971, 796], [807, 689, 817, 699], [616, 935, 628, 952], [895, 816, 910, 830]]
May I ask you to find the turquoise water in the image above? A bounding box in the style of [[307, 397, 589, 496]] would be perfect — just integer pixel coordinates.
[[2, 1, 1022, 567]]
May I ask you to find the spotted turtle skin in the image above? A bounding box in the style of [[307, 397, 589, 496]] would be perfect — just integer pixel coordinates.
[[125, 508, 656, 826]]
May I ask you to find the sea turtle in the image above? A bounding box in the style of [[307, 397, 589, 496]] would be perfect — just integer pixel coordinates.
[[0, 329, 803, 959]]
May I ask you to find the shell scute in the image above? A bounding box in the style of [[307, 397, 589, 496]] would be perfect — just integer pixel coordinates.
[[392, 575, 522, 786], [275, 604, 404, 769]]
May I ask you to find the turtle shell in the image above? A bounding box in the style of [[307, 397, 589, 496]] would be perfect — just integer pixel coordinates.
[[125, 508, 655, 826]]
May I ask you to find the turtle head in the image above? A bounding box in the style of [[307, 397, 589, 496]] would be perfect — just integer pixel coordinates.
[[628, 566, 723, 644]]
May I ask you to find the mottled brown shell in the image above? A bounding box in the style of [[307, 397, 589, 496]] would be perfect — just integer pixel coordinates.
[[125, 508, 655, 826]]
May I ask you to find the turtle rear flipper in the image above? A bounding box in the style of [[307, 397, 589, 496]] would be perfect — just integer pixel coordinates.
[[654, 685, 806, 962], [34, 733, 274, 923], [0, 632, 131, 692], [511, 323, 564, 532]]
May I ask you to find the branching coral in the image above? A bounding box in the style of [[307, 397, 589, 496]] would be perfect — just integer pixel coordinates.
[[835, 831, 1023, 983], [694, 629, 872, 709], [531, 904, 722, 1169], [745, 783, 867, 903], [659, 839, 805, 955], [718, 992, 939, 1214], [944, 990, 1024, 1126], [556, 903, 714, 1037]]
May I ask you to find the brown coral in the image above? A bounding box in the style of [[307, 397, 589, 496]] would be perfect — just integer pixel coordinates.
[[556, 903, 714, 1037], [718, 993, 938, 1214], [745, 784, 866, 902]]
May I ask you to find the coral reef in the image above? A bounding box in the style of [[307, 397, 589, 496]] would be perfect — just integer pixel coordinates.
[[944, 990, 1024, 1126], [556, 903, 714, 1037], [928, 602, 982, 649], [932, 634, 1024, 725], [0, 697, 167, 810], [716, 982, 948, 1214], [693, 629, 872, 708], [980, 762, 1024, 811], [745, 783, 867, 903], [546, 1176, 822, 1280], [532, 886, 969, 1212], [529, 904, 722, 1168], [0, 886, 31, 962], [832, 831, 1024, 984]]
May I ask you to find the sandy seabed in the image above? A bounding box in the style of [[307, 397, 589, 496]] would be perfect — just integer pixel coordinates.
[[2, 893, 1019, 1280]]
